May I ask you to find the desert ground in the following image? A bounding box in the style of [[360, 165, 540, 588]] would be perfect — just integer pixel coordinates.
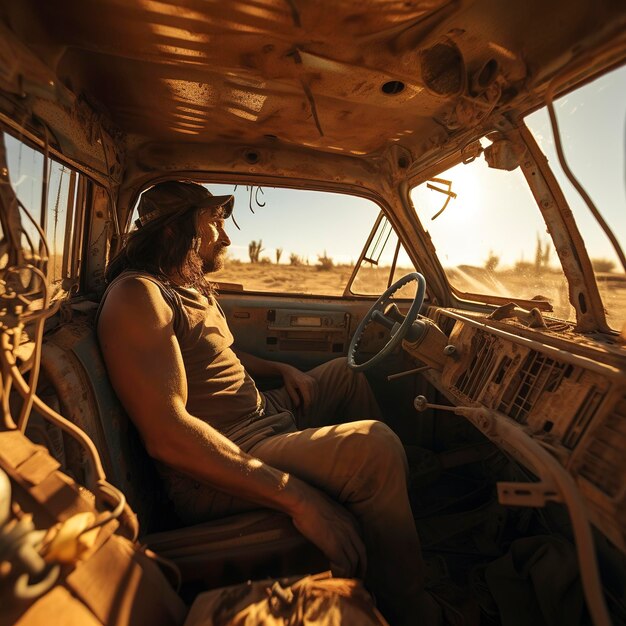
[[38, 253, 625, 332], [211, 261, 626, 332]]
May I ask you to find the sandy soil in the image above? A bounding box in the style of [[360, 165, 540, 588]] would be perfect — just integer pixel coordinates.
[[212, 261, 626, 331]]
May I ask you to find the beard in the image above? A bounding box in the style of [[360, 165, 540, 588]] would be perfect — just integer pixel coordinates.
[[201, 245, 227, 273]]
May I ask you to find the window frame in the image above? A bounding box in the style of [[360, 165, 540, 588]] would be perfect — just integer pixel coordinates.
[[1, 124, 98, 296]]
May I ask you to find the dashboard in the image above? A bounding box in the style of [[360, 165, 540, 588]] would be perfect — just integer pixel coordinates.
[[411, 306, 626, 555]]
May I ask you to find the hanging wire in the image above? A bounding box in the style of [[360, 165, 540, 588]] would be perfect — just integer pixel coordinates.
[[0, 333, 105, 481], [254, 186, 266, 208], [16, 197, 49, 262], [1, 366, 17, 430], [10, 266, 54, 432], [0, 326, 135, 536], [427, 178, 457, 221], [18, 226, 38, 265], [230, 184, 266, 230], [77, 480, 134, 541], [0, 135, 133, 542], [545, 79, 626, 274]]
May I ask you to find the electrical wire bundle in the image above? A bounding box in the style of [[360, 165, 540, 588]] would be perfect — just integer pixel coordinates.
[[0, 132, 136, 603]]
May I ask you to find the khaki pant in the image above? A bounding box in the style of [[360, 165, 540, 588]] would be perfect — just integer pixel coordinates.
[[169, 357, 424, 621]]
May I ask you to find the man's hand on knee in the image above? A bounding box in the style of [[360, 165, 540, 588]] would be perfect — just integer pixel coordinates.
[[288, 479, 366, 579], [278, 363, 318, 411]]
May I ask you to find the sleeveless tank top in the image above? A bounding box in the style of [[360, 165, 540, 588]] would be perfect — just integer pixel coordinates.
[[98, 271, 263, 432]]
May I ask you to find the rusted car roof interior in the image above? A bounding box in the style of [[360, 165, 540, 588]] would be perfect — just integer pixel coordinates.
[[2, 2, 625, 199], [1, 1, 626, 625], [6, 0, 623, 145], [4, 0, 624, 150]]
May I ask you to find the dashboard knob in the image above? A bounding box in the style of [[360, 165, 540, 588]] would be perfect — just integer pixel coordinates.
[[413, 395, 429, 412]]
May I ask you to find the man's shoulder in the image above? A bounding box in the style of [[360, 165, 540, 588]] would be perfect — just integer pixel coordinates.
[[107, 273, 168, 303], [99, 273, 174, 329]]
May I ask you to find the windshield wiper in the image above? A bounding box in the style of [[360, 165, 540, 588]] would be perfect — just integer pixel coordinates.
[[427, 178, 457, 220]]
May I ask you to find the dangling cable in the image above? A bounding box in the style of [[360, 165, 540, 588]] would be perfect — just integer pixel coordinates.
[[16, 198, 49, 262], [13, 266, 53, 432], [0, 332, 106, 485], [545, 79, 626, 274], [0, 121, 136, 544], [78, 479, 138, 542], [1, 368, 17, 429], [2, 331, 134, 538]]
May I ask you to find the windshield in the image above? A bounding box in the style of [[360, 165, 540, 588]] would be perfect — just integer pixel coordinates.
[[410, 146, 573, 320], [525, 64, 626, 332]]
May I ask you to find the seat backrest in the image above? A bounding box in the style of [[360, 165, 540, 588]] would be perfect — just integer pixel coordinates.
[[40, 308, 173, 533], [38, 309, 329, 587]]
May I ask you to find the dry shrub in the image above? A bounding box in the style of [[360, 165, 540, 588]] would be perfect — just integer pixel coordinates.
[[592, 258, 616, 273], [317, 251, 334, 271]]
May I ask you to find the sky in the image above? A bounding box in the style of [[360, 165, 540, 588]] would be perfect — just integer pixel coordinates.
[[203, 184, 383, 266], [526, 67, 626, 268]]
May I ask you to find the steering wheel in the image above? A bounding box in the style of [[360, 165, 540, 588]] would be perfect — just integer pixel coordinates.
[[347, 272, 426, 372]]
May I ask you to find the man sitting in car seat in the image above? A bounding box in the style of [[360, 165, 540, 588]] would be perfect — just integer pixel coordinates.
[[97, 180, 441, 626]]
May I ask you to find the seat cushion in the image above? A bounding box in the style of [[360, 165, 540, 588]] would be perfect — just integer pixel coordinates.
[[144, 510, 326, 587]]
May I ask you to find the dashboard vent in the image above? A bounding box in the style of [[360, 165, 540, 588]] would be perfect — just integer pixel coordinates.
[[455, 333, 498, 400], [498, 351, 570, 423], [578, 396, 626, 498], [562, 387, 605, 449]]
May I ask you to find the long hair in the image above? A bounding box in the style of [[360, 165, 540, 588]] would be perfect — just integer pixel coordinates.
[[105, 208, 214, 296]]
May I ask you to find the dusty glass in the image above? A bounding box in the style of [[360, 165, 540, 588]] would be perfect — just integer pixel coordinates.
[[410, 149, 573, 320]]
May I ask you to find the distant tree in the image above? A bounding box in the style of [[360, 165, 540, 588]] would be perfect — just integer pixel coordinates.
[[289, 253, 303, 266], [534, 234, 552, 274], [542, 240, 551, 268], [534, 235, 543, 274], [275, 248, 283, 264], [591, 258, 616, 273], [248, 239, 264, 263]]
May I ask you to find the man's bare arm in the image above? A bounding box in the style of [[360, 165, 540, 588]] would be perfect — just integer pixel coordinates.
[[97, 278, 365, 577], [235, 349, 317, 410]]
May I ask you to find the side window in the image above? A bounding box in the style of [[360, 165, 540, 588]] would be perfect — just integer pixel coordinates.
[[131, 184, 393, 297], [525, 64, 626, 331], [2, 130, 89, 292]]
